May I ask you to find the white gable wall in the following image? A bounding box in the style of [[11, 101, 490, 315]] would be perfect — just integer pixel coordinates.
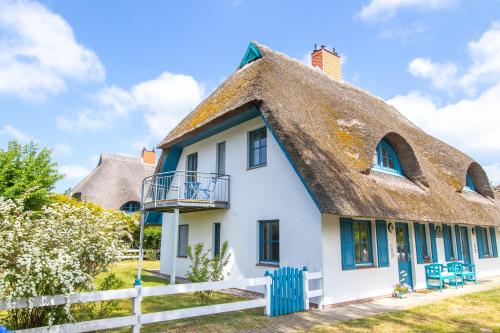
[[159, 116, 322, 280]]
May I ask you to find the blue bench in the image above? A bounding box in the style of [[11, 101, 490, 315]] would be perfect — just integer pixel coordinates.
[[425, 264, 458, 291], [447, 262, 476, 287]]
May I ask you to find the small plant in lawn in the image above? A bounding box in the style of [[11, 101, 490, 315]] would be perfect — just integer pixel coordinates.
[[185, 241, 231, 304]]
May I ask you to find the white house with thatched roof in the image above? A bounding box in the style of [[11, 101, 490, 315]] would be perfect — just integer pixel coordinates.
[[143, 42, 500, 305], [71, 149, 156, 212]]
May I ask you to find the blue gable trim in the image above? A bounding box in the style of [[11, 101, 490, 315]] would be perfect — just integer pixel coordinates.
[[239, 42, 262, 68], [259, 113, 321, 210], [144, 211, 162, 225]]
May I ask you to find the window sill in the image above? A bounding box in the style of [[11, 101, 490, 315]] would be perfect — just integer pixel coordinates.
[[355, 264, 376, 269], [177, 256, 187, 259], [371, 166, 404, 177], [256, 262, 279, 268], [247, 163, 267, 171]]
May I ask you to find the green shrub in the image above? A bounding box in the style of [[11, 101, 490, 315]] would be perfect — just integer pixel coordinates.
[[143, 226, 162, 250], [185, 241, 231, 304]]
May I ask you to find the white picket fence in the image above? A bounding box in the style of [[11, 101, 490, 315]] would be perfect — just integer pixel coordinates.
[[119, 249, 160, 261], [0, 271, 323, 333]]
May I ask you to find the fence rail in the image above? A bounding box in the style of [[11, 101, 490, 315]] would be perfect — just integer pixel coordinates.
[[3, 271, 322, 333]]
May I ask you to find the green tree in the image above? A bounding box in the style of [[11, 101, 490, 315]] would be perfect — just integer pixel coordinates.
[[0, 141, 62, 210]]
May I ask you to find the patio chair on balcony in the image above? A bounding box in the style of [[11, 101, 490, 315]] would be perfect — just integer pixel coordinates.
[[447, 262, 476, 287], [425, 263, 458, 292], [196, 176, 218, 201]]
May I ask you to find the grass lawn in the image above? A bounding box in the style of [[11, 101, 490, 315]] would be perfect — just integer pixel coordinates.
[[78, 262, 500, 332], [77, 260, 269, 333], [305, 288, 500, 333]]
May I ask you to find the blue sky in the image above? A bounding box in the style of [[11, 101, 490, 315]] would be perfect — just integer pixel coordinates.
[[1, 0, 500, 192]]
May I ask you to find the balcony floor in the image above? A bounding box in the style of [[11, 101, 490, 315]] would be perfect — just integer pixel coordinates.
[[142, 199, 229, 213]]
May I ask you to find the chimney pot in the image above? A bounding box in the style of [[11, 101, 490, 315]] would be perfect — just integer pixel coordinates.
[[141, 148, 156, 165], [311, 44, 342, 81]]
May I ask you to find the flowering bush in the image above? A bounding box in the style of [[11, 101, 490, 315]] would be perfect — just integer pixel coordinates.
[[0, 195, 130, 329], [393, 283, 411, 297]]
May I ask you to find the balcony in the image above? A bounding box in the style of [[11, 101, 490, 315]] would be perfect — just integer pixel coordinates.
[[141, 171, 230, 213]]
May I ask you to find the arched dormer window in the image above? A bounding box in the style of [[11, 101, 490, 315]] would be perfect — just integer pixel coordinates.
[[464, 171, 476, 192], [120, 201, 141, 213], [372, 139, 403, 176]]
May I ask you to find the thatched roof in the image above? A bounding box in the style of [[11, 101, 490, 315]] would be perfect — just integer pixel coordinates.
[[70, 154, 156, 210], [158, 42, 500, 226]]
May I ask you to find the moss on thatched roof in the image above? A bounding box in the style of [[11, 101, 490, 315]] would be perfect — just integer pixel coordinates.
[[158, 42, 499, 226]]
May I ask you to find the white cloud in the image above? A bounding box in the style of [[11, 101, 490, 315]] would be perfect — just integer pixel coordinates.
[[0, 0, 104, 100], [132, 72, 204, 140], [357, 0, 456, 22], [59, 164, 90, 180], [57, 72, 204, 142], [53, 143, 72, 156], [408, 58, 458, 92], [1, 124, 33, 142], [484, 163, 500, 186], [388, 84, 500, 155], [407, 22, 500, 94]]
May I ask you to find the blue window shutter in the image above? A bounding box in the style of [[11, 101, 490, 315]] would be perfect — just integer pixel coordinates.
[[340, 218, 355, 270], [476, 226, 484, 259], [375, 220, 389, 267], [455, 225, 463, 261], [443, 224, 452, 261], [429, 223, 438, 263], [490, 227, 498, 258], [414, 222, 423, 264]]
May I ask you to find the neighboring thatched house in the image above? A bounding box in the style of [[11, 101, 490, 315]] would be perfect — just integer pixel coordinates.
[[71, 149, 156, 212], [142, 42, 499, 304]]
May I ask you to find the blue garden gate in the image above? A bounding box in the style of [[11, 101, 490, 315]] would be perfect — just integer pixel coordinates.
[[265, 266, 307, 317]]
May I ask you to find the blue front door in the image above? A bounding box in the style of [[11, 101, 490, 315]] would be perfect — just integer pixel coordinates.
[[396, 222, 413, 287], [459, 226, 471, 265]]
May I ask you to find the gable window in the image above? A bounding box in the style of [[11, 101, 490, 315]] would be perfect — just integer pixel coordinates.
[[186, 152, 198, 182], [216, 142, 226, 175], [464, 172, 476, 192], [178, 225, 189, 258], [353, 220, 373, 265], [372, 139, 403, 176], [120, 201, 140, 213], [248, 127, 267, 168], [259, 220, 279, 264]]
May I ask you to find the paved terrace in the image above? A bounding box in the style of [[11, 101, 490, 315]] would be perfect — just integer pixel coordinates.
[[245, 275, 500, 332]]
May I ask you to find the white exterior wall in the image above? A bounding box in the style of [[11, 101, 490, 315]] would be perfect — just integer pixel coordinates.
[[159, 117, 322, 281], [321, 216, 500, 305], [321, 215, 399, 304], [470, 226, 500, 278]]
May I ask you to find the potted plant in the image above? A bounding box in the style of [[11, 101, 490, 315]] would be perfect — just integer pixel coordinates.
[[394, 283, 410, 298]]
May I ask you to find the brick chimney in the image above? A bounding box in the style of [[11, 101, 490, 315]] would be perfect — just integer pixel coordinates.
[[311, 45, 341, 81], [141, 148, 156, 165]]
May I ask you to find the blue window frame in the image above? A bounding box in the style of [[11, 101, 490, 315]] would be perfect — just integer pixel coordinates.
[[372, 139, 403, 176], [248, 127, 267, 168], [259, 220, 279, 264], [120, 201, 140, 213], [353, 220, 373, 266], [464, 172, 476, 192]]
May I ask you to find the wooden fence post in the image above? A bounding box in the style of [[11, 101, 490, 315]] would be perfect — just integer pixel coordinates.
[[264, 272, 272, 316], [132, 284, 143, 333], [302, 266, 309, 311]]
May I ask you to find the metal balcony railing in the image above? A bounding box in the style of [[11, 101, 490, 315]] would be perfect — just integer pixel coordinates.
[[141, 171, 230, 212]]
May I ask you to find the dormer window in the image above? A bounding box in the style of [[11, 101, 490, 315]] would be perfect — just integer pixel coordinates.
[[372, 139, 403, 176], [464, 171, 476, 192]]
